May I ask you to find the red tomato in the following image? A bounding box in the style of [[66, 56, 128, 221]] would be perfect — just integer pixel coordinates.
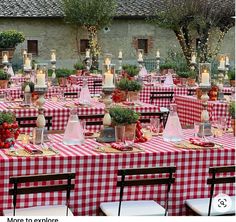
[[2, 122, 8, 129], [4, 142, 10, 148]]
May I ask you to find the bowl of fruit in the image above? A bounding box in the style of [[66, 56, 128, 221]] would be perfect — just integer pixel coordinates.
[[0, 111, 19, 149]]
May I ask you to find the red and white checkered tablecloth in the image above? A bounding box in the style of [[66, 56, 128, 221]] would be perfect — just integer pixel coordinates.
[[175, 95, 231, 127], [0, 129, 234, 216], [0, 100, 160, 133]]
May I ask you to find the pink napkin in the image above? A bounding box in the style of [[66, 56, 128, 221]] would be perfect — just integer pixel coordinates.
[[163, 73, 174, 86], [189, 138, 215, 147], [111, 143, 133, 151], [139, 67, 148, 77]]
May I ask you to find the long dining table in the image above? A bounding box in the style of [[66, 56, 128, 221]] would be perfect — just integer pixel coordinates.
[[0, 129, 234, 216]]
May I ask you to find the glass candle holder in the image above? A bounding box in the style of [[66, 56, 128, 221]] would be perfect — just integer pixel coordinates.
[[50, 49, 56, 62], [24, 53, 32, 70], [2, 51, 9, 63], [35, 63, 48, 87], [102, 53, 115, 89], [199, 63, 211, 87]]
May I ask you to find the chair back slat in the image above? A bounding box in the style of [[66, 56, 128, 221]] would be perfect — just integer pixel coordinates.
[[209, 166, 235, 174], [64, 92, 78, 97], [117, 178, 175, 187], [10, 172, 75, 183], [9, 184, 75, 195], [118, 166, 176, 176], [207, 177, 235, 185]]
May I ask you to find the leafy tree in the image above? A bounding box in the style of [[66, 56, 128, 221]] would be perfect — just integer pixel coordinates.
[[61, 0, 117, 70], [149, 0, 235, 65]]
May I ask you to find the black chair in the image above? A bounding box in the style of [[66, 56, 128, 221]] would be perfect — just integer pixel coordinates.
[[78, 114, 104, 127], [150, 91, 174, 105], [100, 166, 176, 216], [223, 92, 232, 96], [16, 116, 52, 131], [187, 88, 196, 96], [139, 111, 169, 128], [3, 172, 76, 216], [93, 79, 102, 95], [185, 165, 235, 216], [63, 92, 78, 98]]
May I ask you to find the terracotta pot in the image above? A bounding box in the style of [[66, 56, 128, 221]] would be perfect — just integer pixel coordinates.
[[187, 78, 196, 87], [76, 70, 83, 76], [179, 78, 187, 86], [125, 123, 136, 140], [127, 91, 139, 102], [0, 80, 8, 89], [58, 77, 68, 87], [230, 80, 235, 87], [232, 118, 235, 136]]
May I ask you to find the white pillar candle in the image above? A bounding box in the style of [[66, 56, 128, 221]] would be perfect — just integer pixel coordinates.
[[2, 54, 8, 63], [24, 58, 31, 69], [191, 54, 196, 63], [156, 50, 160, 58], [138, 52, 143, 62], [104, 72, 114, 87], [219, 58, 225, 69], [225, 56, 229, 66], [201, 69, 210, 85], [85, 50, 90, 58], [51, 52, 56, 62], [37, 73, 46, 87], [118, 51, 122, 59]]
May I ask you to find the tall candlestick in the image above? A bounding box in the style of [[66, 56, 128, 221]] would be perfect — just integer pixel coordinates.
[[201, 69, 210, 86], [138, 52, 143, 62], [225, 56, 229, 66], [218, 58, 225, 70], [156, 50, 160, 58], [118, 51, 122, 59], [51, 52, 56, 62], [191, 54, 196, 63], [85, 50, 90, 58]]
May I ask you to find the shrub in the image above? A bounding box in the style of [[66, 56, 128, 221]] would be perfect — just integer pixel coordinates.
[[0, 30, 25, 48]]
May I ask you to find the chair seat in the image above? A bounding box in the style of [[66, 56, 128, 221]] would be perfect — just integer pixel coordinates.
[[100, 200, 166, 216], [185, 196, 235, 216], [3, 205, 74, 216]]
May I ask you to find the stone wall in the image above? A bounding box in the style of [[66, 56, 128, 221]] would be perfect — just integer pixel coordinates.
[[0, 17, 235, 71]]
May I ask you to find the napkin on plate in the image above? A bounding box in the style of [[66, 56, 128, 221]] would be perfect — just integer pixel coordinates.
[[110, 143, 133, 151], [23, 145, 43, 155], [189, 138, 215, 147]]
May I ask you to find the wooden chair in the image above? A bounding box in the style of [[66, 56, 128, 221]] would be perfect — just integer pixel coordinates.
[[185, 165, 235, 216], [16, 116, 52, 131], [139, 111, 169, 128], [63, 92, 78, 98], [223, 92, 232, 96], [93, 79, 102, 95], [3, 172, 76, 216], [100, 166, 176, 216], [150, 91, 174, 105], [187, 88, 196, 96]]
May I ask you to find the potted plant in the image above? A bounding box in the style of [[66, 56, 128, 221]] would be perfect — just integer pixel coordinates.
[[0, 69, 10, 89], [0, 111, 20, 148], [177, 70, 196, 86], [122, 64, 139, 79], [74, 61, 85, 76], [229, 101, 235, 136], [159, 62, 176, 75], [0, 30, 25, 60], [116, 78, 142, 102], [56, 68, 74, 87], [109, 106, 140, 140], [228, 69, 235, 87]]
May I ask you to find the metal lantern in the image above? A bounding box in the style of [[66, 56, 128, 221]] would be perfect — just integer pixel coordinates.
[[199, 63, 211, 87], [35, 63, 48, 88]]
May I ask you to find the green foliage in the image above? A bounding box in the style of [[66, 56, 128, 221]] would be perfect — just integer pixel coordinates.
[[0, 30, 25, 48], [0, 69, 10, 80], [228, 69, 235, 81], [116, 78, 142, 92], [74, 61, 85, 70], [122, 64, 139, 77], [56, 69, 75, 78], [229, 101, 235, 118], [159, 62, 176, 70], [109, 106, 140, 125], [0, 111, 16, 124], [21, 81, 35, 92], [62, 0, 117, 29]]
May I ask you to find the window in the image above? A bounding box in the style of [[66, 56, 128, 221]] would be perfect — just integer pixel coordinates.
[[80, 39, 89, 53], [138, 39, 148, 54], [27, 40, 38, 55]]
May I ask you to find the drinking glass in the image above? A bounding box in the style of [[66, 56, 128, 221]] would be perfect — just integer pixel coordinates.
[[193, 122, 200, 137], [150, 118, 160, 134], [218, 117, 227, 135], [115, 125, 125, 143], [124, 124, 136, 147]]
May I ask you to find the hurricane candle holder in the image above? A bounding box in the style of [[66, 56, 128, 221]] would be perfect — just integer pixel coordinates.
[[85, 49, 91, 72], [137, 49, 144, 69], [190, 52, 197, 71], [35, 63, 48, 88], [50, 49, 57, 79], [1, 51, 9, 74], [102, 54, 115, 89]]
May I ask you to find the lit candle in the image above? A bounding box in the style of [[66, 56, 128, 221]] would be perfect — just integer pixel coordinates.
[[24, 57, 31, 69], [51, 52, 56, 62], [118, 51, 122, 59], [105, 58, 111, 66], [191, 54, 196, 63], [138, 52, 143, 62], [225, 56, 229, 66], [103, 72, 114, 88], [201, 69, 210, 86], [85, 50, 90, 58], [2, 54, 8, 63], [156, 50, 160, 58], [36, 71, 46, 87], [218, 58, 225, 69]]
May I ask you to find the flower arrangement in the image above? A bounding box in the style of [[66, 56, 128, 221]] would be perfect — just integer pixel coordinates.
[[0, 111, 19, 148], [109, 106, 140, 125], [0, 30, 25, 48]]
